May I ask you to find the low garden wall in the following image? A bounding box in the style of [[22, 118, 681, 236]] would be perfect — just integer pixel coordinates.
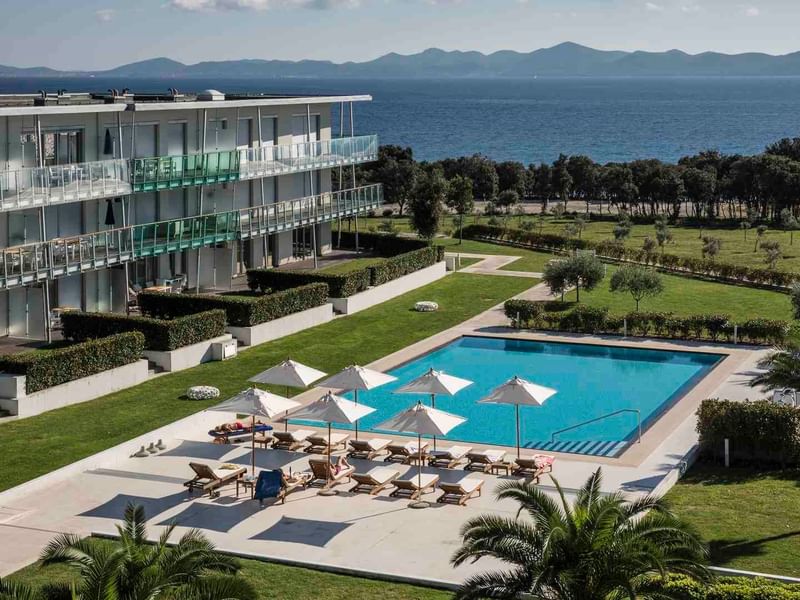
[[227, 303, 334, 346], [503, 299, 790, 345], [464, 223, 797, 289], [142, 334, 235, 372]]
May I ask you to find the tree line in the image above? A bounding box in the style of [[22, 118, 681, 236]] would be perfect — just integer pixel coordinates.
[[350, 137, 800, 222]]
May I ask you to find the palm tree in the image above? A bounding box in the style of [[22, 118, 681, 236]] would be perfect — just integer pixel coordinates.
[[20, 503, 256, 600], [451, 468, 710, 600], [750, 344, 800, 391], [0, 579, 40, 600]]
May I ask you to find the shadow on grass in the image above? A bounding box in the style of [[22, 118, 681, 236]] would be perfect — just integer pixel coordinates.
[[680, 460, 800, 487], [710, 530, 800, 566]]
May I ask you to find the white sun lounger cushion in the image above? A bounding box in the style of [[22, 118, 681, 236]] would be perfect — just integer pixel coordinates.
[[480, 450, 507, 462], [287, 429, 315, 441], [366, 438, 392, 450], [363, 467, 401, 484], [394, 473, 439, 489], [430, 445, 472, 460], [315, 433, 348, 445], [457, 478, 484, 494]]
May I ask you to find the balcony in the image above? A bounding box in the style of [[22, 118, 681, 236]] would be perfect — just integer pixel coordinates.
[[0, 135, 378, 211], [0, 184, 383, 290]]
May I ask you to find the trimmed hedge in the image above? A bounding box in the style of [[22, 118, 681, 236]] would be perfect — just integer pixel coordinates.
[[247, 269, 369, 298], [697, 399, 800, 466], [61, 310, 226, 352], [503, 299, 790, 345], [660, 575, 800, 599], [337, 230, 428, 254], [0, 332, 145, 394], [138, 283, 329, 328], [370, 247, 439, 286], [464, 224, 798, 288]]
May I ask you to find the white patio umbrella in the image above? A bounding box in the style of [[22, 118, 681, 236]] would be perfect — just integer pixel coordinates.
[[376, 401, 466, 509], [395, 368, 472, 449], [479, 376, 556, 459], [287, 391, 376, 495], [318, 365, 397, 440], [208, 387, 300, 476], [249, 359, 327, 431]]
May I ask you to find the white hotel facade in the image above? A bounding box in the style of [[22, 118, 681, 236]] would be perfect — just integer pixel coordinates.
[[0, 89, 381, 341]]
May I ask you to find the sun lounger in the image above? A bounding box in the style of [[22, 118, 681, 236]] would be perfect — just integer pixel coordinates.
[[437, 477, 484, 506], [384, 441, 430, 464], [350, 467, 401, 495], [307, 459, 355, 491], [465, 449, 510, 473], [208, 423, 272, 445], [512, 454, 555, 483], [390, 473, 440, 500], [427, 445, 473, 469], [183, 462, 246, 498], [253, 432, 273, 449], [347, 438, 392, 460], [305, 432, 350, 454], [272, 429, 315, 451], [254, 469, 311, 506]]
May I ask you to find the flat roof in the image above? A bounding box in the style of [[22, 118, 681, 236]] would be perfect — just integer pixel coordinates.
[[0, 91, 372, 117]]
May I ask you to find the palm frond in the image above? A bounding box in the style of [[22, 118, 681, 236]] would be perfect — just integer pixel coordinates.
[[454, 568, 534, 600], [0, 578, 39, 600], [171, 575, 256, 600]]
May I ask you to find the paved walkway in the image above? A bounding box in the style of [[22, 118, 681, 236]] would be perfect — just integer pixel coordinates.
[[446, 252, 543, 278]]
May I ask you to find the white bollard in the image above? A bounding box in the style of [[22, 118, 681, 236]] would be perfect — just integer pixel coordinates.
[[734, 325, 738, 345], [724, 438, 730, 467], [623, 318, 627, 337]]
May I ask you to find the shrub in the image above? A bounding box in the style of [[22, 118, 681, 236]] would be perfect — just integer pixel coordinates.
[[737, 318, 790, 344], [697, 399, 800, 466], [247, 268, 370, 298], [560, 305, 608, 333], [370, 247, 438, 286], [139, 284, 328, 327], [0, 332, 144, 394], [659, 575, 800, 599], [61, 310, 226, 351], [504, 299, 544, 328]]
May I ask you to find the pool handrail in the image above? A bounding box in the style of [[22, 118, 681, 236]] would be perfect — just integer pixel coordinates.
[[550, 408, 641, 444]]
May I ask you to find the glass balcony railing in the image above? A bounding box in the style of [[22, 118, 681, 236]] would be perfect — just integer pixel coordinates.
[[0, 135, 378, 211], [0, 160, 131, 212], [0, 184, 383, 289]]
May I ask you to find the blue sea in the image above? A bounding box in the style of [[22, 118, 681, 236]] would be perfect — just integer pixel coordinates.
[[3, 76, 800, 164]]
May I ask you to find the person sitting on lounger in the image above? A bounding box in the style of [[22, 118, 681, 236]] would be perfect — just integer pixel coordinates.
[[331, 456, 352, 478]]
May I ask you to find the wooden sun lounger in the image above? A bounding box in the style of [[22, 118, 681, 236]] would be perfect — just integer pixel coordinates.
[[272, 429, 315, 451], [184, 462, 246, 498], [253, 433, 273, 449], [347, 438, 392, 460], [427, 445, 473, 469], [437, 478, 484, 506], [465, 450, 510, 474], [390, 473, 440, 500], [512, 455, 555, 483], [384, 441, 429, 464], [307, 459, 355, 491], [305, 432, 350, 454], [350, 467, 400, 495]]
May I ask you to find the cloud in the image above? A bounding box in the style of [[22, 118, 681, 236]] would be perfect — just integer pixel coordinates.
[[644, 2, 663, 11], [95, 8, 116, 21], [680, 3, 700, 13], [168, 0, 360, 10], [743, 6, 759, 16]]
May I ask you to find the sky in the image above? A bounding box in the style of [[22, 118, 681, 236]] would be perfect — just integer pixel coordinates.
[[1, 0, 798, 70]]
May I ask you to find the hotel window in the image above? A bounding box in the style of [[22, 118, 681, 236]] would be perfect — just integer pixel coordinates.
[[41, 130, 83, 166]]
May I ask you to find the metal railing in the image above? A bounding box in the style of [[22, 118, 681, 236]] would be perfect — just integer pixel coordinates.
[[0, 184, 383, 290], [550, 409, 642, 444], [0, 135, 378, 210]]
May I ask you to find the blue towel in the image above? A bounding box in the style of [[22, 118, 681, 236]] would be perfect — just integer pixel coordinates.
[[254, 469, 282, 503]]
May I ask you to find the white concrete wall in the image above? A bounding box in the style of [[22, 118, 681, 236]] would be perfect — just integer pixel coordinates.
[[226, 303, 333, 347], [0, 359, 149, 418], [143, 334, 233, 373], [331, 262, 448, 315]]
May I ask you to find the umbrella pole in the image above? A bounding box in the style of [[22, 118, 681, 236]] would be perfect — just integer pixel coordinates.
[[354, 389, 359, 441], [431, 393, 437, 451], [251, 415, 256, 477], [410, 433, 429, 509], [516, 404, 521, 460], [285, 386, 290, 432], [319, 422, 337, 496]]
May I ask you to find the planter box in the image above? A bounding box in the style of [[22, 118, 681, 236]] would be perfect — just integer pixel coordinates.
[[226, 303, 334, 347], [330, 262, 447, 315], [143, 334, 233, 373], [0, 359, 149, 418]]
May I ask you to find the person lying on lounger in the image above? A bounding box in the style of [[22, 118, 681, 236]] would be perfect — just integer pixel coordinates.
[[330, 456, 352, 478], [213, 420, 267, 433]]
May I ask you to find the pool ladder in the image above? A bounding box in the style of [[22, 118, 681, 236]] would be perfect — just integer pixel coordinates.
[[550, 409, 642, 444]]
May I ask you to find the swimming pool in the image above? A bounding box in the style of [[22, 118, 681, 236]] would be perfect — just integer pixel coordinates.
[[298, 336, 723, 457]]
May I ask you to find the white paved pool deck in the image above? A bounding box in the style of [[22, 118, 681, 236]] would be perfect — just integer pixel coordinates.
[[0, 275, 771, 586]]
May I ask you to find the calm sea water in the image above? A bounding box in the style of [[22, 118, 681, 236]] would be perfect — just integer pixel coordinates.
[[3, 76, 800, 164], [292, 336, 722, 457]]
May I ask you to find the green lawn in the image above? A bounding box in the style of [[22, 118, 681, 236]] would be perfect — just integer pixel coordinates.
[[438, 238, 559, 273], [667, 464, 800, 576], [315, 256, 386, 275], [558, 265, 793, 321], [9, 542, 449, 600], [0, 273, 535, 493]]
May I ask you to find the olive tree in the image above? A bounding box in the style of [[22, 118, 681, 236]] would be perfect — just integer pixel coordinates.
[[542, 260, 570, 302], [547, 253, 605, 303], [610, 265, 665, 311], [446, 174, 474, 244], [761, 239, 782, 269], [410, 167, 447, 241]]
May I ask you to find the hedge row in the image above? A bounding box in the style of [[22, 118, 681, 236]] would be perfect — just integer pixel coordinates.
[[61, 310, 226, 352], [139, 283, 329, 328], [0, 332, 145, 394], [661, 575, 800, 599], [464, 223, 798, 288], [697, 399, 800, 466], [247, 268, 370, 298], [370, 246, 440, 286], [503, 300, 790, 345], [337, 230, 428, 254]]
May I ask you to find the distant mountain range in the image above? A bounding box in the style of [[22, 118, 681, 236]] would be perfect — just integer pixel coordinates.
[[4, 43, 800, 79]]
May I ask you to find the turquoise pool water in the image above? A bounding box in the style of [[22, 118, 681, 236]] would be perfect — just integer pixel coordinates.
[[299, 337, 723, 457]]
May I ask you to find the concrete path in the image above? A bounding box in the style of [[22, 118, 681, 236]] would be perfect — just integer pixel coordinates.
[[446, 252, 543, 278]]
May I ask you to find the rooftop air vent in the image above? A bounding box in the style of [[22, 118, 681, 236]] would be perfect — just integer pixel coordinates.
[[197, 89, 225, 101]]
